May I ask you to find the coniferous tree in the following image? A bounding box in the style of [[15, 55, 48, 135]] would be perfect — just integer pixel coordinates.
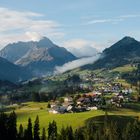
[[27, 118, 33, 140], [41, 128, 47, 140], [48, 121, 57, 140], [7, 111, 17, 140], [48, 122, 52, 140], [74, 128, 85, 140], [34, 115, 40, 140], [18, 124, 24, 140], [59, 126, 66, 140], [23, 129, 28, 140], [0, 112, 8, 139], [66, 126, 74, 140]]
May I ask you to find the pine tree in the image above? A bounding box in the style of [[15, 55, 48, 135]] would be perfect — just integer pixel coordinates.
[[18, 124, 24, 140], [74, 128, 85, 140], [48, 122, 52, 140], [27, 118, 33, 140], [41, 128, 47, 140], [7, 111, 17, 140], [66, 126, 74, 140], [34, 115, 40, 140], [48, 121, 57, 140], [59, 126, 66, 140], [23, 129, 28, 140], [0, 112, 8, 139]]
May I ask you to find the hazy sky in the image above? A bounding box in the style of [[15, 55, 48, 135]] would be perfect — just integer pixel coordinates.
[[0, 0, 140, 52]]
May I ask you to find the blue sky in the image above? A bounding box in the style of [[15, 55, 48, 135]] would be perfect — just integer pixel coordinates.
[[0, 0, 140, 52]]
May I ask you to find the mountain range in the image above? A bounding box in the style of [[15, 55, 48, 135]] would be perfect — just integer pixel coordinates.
[[0, 36, 140, 82], [0, 37, 76, 81]]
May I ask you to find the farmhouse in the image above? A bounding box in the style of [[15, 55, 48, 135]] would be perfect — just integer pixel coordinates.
[[49, 106, 67, 114]]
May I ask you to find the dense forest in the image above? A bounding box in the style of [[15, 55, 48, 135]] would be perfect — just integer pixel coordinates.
[[0, 111, 140, 140]]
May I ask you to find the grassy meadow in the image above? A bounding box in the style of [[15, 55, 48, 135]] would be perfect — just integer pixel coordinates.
[[6, 102, 140, 132]]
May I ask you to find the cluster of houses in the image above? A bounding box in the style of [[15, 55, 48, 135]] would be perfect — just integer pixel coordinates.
[[49, 82, 134, 114], [49, 92, 101, 114]]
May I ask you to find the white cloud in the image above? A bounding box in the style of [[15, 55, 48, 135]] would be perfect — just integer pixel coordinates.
[[120, 14, 140, 18], [87, 19, 111, 24], [0, 7, 64, 47], [62, 39, 99, 57], [86, 18, 123, 25], [25, 32, 42, 41], [86, 14, 140, 25], [55, 54, 101, 73]]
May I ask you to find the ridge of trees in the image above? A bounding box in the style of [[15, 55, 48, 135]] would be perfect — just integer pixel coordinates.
[[0, 111, 140, 140]]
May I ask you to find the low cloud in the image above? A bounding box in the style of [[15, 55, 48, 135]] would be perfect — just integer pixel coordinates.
[[63, 39, 98, 57], [55, 54, 101, 73]]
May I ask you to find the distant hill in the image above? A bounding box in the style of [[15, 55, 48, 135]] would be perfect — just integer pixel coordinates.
[[83, 36, 140, 70], [0, 57, 31, 82], [0, 37, 77, 76]]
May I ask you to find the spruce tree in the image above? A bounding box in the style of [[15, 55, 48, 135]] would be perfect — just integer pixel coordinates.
[[23, 129, 28, 140], [48, 121, 57, 140], [7, 111, 17, 140], [18, 124, 24, 140], [66, 126, 74, 140], [74, 128, 85, 140], [27, 118, 33, 140], [59, 126, 66, 140], [34, 115, 40, 140], [0, 112, 8, 139], [41, 128, 46, 140]]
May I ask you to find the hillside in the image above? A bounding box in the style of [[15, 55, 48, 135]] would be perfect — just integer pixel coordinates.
[[83, 36, 140, 70], [0, 57, 31, 82]]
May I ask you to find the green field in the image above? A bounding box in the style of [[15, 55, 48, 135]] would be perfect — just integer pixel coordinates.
[[6, 102, 140, 132], [14, 102, 104, 132], [111, 65, 136, 73]]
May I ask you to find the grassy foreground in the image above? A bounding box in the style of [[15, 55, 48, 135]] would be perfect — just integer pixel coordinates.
[[7, 102, 140, 132]]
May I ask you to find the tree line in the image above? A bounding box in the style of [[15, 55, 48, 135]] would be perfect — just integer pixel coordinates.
[[0, 111, 140, 140]]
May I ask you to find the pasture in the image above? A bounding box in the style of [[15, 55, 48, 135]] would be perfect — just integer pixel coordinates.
[[7, 102, 140, 132]]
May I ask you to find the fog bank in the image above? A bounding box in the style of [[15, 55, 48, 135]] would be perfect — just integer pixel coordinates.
[[55, 54, 101, 73]]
